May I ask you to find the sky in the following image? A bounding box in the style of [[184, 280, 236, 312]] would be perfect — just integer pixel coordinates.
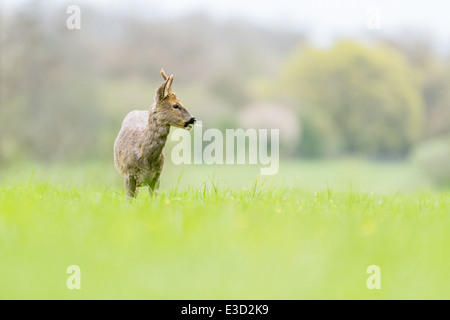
[[3, 0, 450, 52]]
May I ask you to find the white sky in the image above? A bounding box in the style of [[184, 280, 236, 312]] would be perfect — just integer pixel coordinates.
[[3, 0, 450, 52]]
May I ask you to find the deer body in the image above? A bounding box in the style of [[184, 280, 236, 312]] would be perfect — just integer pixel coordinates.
[[114, 69, 195, 198]]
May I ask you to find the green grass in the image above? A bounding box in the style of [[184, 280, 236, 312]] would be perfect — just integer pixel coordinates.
[[0, 161, 449, 299]]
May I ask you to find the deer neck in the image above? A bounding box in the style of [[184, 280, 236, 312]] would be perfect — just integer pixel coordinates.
[[143, 107, 170, 161]]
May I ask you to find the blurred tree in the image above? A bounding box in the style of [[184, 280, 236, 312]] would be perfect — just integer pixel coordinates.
[[283, 41, 425, 158], [0, 1, 106, 163], [413, 134, 450, 188], [382, 36, 450, 138], [421, 64, 450, 137]]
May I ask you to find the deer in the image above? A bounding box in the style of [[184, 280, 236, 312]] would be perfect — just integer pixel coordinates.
[[114, 69, 196, 198]]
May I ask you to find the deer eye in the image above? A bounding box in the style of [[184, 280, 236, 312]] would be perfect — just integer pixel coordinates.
[[172, 104, 180, 110]]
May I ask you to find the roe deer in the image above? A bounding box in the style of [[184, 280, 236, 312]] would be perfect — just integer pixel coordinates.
[[114, 69, 196, 198]]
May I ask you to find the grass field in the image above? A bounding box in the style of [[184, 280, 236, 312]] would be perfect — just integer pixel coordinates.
[[0, 160, 449, 299]]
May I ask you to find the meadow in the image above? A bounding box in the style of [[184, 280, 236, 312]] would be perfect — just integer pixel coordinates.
[[0, 160, 448, 299]]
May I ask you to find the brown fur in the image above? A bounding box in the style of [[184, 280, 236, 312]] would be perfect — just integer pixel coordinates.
[[114, 69, 195, 198]]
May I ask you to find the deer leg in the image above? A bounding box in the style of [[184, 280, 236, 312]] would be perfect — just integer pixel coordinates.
[[124, 175, 137, 199], [148, 173, 161, 198]]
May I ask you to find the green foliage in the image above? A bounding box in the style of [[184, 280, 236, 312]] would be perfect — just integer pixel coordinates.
[[283, 42, 425, 158], [413, 135, 450, 187], [422, 65, 450, 137], [295, 119, 325, 158], [384, 37, 450, 137]]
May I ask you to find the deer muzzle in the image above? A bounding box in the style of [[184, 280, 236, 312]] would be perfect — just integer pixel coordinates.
[[184, 117, 196, 129]]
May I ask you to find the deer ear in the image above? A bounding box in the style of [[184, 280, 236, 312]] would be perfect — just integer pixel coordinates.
[[155, 78, 169, 102]]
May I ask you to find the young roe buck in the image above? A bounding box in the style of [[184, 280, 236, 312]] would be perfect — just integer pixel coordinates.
[[114, 69, 196, 198]]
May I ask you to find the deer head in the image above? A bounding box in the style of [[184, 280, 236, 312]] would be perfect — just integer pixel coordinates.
[[154, 69, 196, 130]]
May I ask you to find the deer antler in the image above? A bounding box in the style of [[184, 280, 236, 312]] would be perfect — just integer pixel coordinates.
[[160, 68, 168, 81], [167, 75, 174, 94]]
